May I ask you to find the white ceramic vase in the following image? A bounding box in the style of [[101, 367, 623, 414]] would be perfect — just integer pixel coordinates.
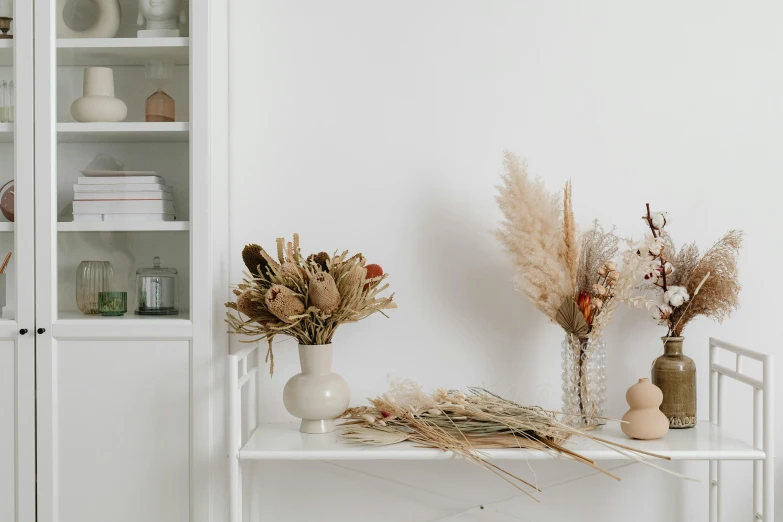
[[57, 0, 121, 39], [71, 67, 127, 123], [283, 344, 350, 434]]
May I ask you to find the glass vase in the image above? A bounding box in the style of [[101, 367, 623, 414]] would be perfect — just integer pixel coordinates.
[[76, 261, 114, 315], [561, 334, 607, 427]]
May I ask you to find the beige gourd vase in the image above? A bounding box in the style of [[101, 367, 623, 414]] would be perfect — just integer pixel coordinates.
[[621, 378, 669, 440]]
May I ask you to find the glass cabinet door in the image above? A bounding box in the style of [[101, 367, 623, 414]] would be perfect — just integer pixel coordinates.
[[0, 0, 36, 521]]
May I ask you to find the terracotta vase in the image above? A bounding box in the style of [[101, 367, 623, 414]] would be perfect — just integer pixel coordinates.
[[651, 336, 696, 428], [283, 344, 350, 434], [621, 378, 669, 440]]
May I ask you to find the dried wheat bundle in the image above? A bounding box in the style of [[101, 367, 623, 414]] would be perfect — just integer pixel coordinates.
[[226, 234, 396, 374], [341, 381, 677, 499]]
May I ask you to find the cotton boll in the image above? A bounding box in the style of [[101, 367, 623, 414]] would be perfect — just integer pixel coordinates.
[[648, 239, 664, 256], [651, 212, 668, 229], [669, 293, 686, 307]]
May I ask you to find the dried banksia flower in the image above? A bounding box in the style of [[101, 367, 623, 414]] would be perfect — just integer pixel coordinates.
[[307, 252, 330, 272], [280, 262, 303, 280], [237, 290, 267, 320], [265, 285, 305, 323], [242, 244, 278, 277], [309, 272, 341, 314]]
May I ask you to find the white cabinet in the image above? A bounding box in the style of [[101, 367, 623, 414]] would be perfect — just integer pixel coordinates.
[[0, 1, 227, 521]]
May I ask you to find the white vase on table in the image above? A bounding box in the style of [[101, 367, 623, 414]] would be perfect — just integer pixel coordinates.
[[283, 344, 350, 434], [70, 67, 127, 123]]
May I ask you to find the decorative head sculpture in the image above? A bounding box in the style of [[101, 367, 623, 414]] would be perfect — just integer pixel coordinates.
[[137, 0, 187, 37]]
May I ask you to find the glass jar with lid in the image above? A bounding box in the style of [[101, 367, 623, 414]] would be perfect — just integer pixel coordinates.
[[135, 256, 179, 315]]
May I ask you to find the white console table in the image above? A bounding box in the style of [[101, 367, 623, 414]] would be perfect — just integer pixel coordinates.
[[228, 338, 774, 522]]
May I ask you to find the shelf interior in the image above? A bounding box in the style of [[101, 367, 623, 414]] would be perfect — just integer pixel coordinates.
[[57, 38, 190, 66], [0, 123, 12, 142], [0, 40, 11, 67]]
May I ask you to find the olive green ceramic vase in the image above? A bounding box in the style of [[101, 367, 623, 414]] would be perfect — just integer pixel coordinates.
[[651, 336, 696, 428]]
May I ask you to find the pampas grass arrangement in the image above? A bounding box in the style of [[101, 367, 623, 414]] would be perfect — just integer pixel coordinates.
[[495, 152, 621, 342], [226, 234, 396, 374], [341, 381, 679, 499]]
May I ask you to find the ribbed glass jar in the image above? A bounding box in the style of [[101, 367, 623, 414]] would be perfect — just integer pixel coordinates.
[[561, 334, 607, 428], [76, 261, 114, 315]]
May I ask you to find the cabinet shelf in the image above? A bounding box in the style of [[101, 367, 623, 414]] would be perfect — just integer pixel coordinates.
[[0, 122, 12, 142], [0, 39, 11, 66], [58, 221, 189, 232], [57, 37, 190, 66], [53, 311, 192, 340], [0, 222, 13, 232], [57, 122, 189, 143]]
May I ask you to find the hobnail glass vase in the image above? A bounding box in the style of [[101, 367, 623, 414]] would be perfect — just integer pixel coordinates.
[[561, 334, 607, 427], [76, 261, 114, 315]]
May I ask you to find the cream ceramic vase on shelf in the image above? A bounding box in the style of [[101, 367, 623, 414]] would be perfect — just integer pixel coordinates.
[[621, 378, 669, 440], [283, 344, 350, 434], [70, 67, 128, 123]]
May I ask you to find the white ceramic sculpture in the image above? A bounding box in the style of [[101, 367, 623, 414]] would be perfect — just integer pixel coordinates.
[[57, 0, 121, 39], [283, 344, 350, 434], [137, 0, 187, 38], [70, 67, 128, 123]]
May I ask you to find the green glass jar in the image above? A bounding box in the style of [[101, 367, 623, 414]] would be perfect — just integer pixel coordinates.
[[98, 291, 127, 317]]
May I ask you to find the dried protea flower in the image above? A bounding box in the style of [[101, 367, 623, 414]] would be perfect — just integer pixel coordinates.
[[605, 261, 617, 271], [577, 291, 592, 325], [597, 266, 608, 277], [264, 285, 305, 323], [592, 284, 607, 296], [307, 252, 330, 272], [607, 270, 620, 281], [309, 272, 341, 314], [364, 263, 384, 290], [592, 297, 604, 310], [237, 290, 267, 320], [242, 244, 270, 277]]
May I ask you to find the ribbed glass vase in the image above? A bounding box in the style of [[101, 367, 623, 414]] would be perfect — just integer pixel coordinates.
[[76, 261, 114, 315], [561, 334, 607, 428]]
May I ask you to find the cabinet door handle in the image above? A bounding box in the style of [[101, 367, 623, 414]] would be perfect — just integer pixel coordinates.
[[19, 329, 27, 335], [37, 328, 45, 334]]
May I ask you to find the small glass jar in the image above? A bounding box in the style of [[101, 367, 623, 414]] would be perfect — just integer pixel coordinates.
[[135, 256, 178, 315], [98, 291, 127, 316], [76, 261, 114, 315]]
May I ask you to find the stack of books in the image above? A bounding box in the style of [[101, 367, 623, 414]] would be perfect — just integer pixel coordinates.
[[72, 174, 176, 222]]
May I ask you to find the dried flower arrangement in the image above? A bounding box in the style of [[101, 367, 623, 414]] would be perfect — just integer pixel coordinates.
[[341, 381, 680, 499], [495, 152, 620, 342], [628, 204, 743, 336], [225, 234, 396, 373]]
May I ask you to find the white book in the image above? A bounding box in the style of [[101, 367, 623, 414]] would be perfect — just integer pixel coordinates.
[[78, 176, 166, 185], [74, 191, 174, 201], [73, 183, 173, 193], [73, 199, 176, 214], [73, 213, 176, 222]]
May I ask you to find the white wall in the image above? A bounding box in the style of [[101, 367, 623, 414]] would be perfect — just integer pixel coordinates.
[[229, 1, 783, 520]]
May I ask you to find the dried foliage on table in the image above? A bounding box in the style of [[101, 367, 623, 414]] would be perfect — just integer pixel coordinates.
[[624, 204, 743, 337], [341, 381, 681, 499], [225, 234, 396, 374], [494, 152, 621, 343]]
